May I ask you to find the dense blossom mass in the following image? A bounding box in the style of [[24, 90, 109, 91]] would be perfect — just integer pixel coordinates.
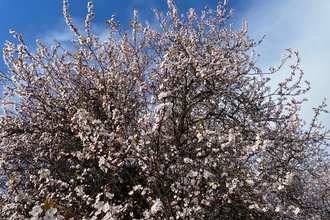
[[0, 0, 329, 219]]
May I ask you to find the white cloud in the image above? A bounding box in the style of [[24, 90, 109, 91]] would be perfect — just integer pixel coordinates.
[[236, 0, 330, 123], [35, 16, 111, 51], [40, 27, 75, 46]]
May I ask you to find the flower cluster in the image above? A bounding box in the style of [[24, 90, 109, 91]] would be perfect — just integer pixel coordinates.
[[0, 0, 329, 219]]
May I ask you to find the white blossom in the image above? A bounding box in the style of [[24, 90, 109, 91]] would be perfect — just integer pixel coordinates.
[[43, 208, 57, 220], [150, 199, 163, 215], [29, 205, 43, 217], [1, 1, 329, 219]]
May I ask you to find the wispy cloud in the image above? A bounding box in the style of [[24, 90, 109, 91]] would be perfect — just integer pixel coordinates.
[[34, 16, 110, 51], [237, 0, 330, 123]]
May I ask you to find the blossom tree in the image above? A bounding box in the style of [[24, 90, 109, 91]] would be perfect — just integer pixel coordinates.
[[1, 0, 330, 219]]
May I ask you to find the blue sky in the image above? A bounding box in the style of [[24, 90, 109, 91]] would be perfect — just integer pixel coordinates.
[[0, 0, 329, 126]]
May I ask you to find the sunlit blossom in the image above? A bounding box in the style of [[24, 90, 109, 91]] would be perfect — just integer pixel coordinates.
[[29, 205, 43, 217], [0, 0, 329, 219], [150, 199, 163, 215]]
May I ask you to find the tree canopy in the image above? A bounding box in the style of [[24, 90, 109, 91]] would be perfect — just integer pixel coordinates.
[[0, 0, 329, 219]]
